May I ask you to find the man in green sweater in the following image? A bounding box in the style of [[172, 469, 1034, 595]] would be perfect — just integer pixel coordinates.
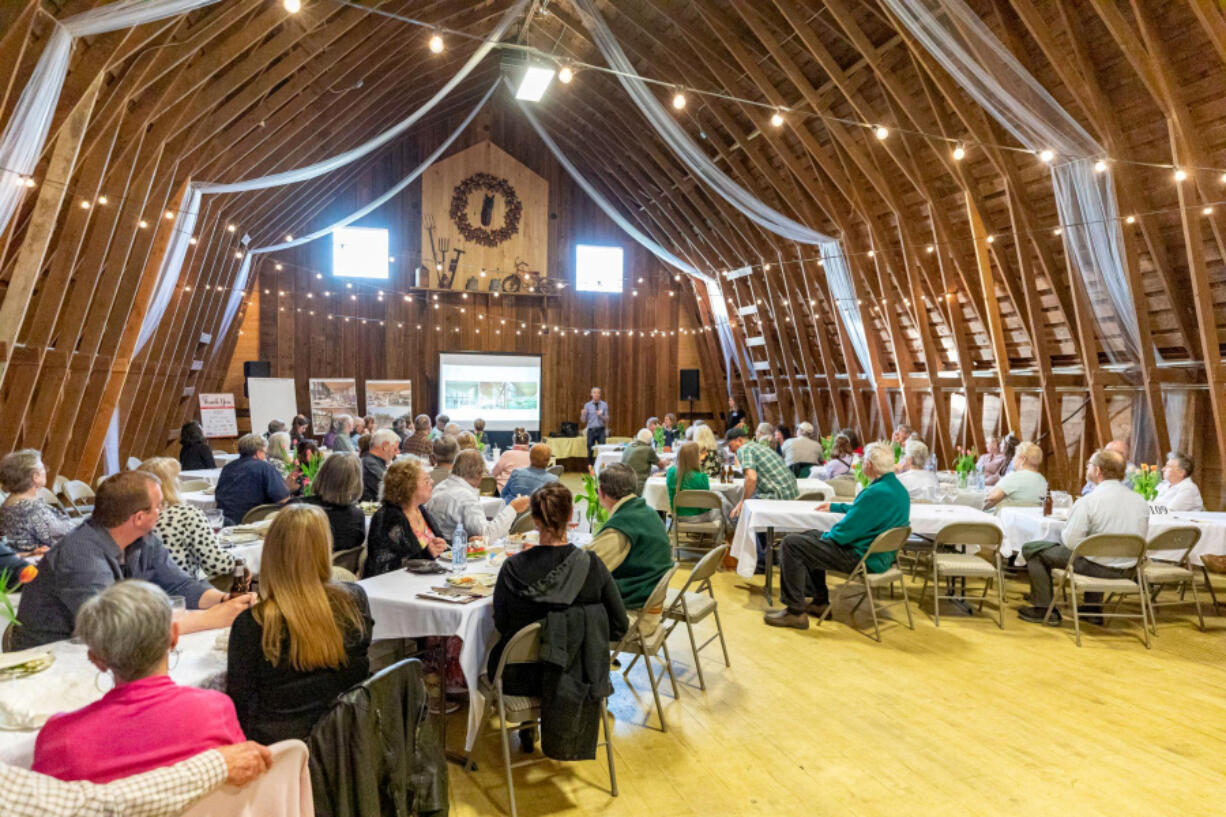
[[765, 441, 910, 630], [589, 464, 674, 634]]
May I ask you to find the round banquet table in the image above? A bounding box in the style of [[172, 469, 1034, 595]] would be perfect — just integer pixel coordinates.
[[641, 475, 833, 513]]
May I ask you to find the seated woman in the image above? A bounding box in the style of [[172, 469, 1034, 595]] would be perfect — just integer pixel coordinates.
[[821, 434, 855, 479], [289, 439, 320, 496], [976, 436, 1008, 486], [896, 440, 939, 500], [666, 441, 728, 525], [33, 580, 245, 782], [139, 457, 235, 581], [692, 424, 723, 478], [226, 505, 372, 743], [489, 483, 627, 696], [984, 442, 1048, 510], [0, 449, 74, 555], [290, 414, 311, 447], [366, 459, 447, 576], [491, 428, 532, 492], [294, 453, 366, 553], [266, 431, 294, 479], [178, 421, 216, 471]]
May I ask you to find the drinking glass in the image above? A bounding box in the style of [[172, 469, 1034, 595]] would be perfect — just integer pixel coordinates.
[[168, 595, 187, 620], [205, 509, 224, 531]]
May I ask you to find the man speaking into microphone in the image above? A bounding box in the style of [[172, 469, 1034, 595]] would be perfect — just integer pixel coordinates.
[[580, 386, 609, 460]]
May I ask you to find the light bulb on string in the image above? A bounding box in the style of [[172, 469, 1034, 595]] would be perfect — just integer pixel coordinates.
[[1174, 168, 1188, 182], [770, 110, 784, 128], [558, 65, 574, 84], [1038, 149, 1054, 163], [428, 32, 444, 53], [97, 195, 108, 205], [671, 90, 686, 110], [874, 125, 889, 140], [227, 224, 236, 233], [283, 0, 301, 12], [952, 144, 965, 161], [1094, 159, 1108, 173], [286, 234, 293, 241]]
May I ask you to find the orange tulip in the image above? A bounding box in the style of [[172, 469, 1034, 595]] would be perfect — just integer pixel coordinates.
[[18, 564, 37, 584]]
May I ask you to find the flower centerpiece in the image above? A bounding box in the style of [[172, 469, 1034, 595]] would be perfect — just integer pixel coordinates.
[[575, 469, 610, 530], [953, 446, 978, 488], [1132, 463, 1160, 501], [852, 462, 871, 489], [297, 451, 323, 497], [652, 426, 666, 449], [0, 561, 38, 630], [820, 434, 835, 461], [892, 441, 904, 462]]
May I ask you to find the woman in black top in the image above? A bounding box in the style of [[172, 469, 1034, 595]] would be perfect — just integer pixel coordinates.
[[293, 453, 365, 552], [490, 483, 627, 696], [227, 504, 372, 743], [178, 422, 215, 471], [290, 414, 310, 447], [366, 459, 446, 576]]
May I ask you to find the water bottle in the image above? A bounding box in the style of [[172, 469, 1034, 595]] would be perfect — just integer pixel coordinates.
[[925, 455, 936, 473], [451, 521, 467, 573], [975, 465, 985, 491], [491, 444, 501, 461]]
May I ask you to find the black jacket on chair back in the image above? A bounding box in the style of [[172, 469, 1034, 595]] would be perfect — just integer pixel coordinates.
[[307, 657, 447, 817]]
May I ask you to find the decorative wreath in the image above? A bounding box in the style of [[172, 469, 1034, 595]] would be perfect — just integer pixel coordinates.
[[449, 172, 522, 247]]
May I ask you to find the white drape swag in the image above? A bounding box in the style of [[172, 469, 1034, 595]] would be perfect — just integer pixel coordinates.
[[819, 243, 874, 384], [0, 0, 224, 243], [880, 0, 1141, 364]]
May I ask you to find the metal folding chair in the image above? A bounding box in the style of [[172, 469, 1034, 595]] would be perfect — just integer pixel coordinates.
[[241, 503, 282, 524], [1143, 526, 1205, 631], [611, 566, 680, 730], [1043, 533, 1151, 648], [478, 476, 498, 496], [918, 522, 1006, 628], [663, 545, 730, 691], [668, 489, 724, 561], [331, 545, 367, 578], [467, 623, 617, 817], [816, 526, 915, 642]]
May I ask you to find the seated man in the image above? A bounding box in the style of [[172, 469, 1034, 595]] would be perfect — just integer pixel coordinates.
[[896, 439, 938, 500], [501, 443, 558, 502], [360, 429, 399, 502], [589, 464, 674, 632], [401, 414, 434, 458], [620, 428, 661, 496], [13, 471, 253, 649], [1154, 450, 1204, 512], [429, 413, 450, 441], [214, 433, 289, 525], [1018, 449, 1148, 625], [426, 450, 529, 542], [429, 435, 459, 484], [765, 442, 909, 630]]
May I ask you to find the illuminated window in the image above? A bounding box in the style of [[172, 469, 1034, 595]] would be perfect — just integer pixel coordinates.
[[332, 226, 389, 279], [575, 244, 623, 293]]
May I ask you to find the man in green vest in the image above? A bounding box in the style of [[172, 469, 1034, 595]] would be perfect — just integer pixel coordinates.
[[764, 441, 910, 630], [589, 464, 674, 633]]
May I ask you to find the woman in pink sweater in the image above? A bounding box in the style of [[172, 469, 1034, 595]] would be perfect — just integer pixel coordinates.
[[490, 428, 533, 492], [33, 581, 244, 783]]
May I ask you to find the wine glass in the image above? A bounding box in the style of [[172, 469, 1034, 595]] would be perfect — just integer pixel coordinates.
[[205, 509, 225, 532]]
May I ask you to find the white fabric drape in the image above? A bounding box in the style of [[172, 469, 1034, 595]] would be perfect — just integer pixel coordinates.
[[514, 85, 709, 281], [0, 0, 223, 241], [819, 242, 873, 383], [194, 0, 529, 195], [704, 276, 738, 395], [570, 0, 834, 246], [134, 186, 202, 354], [880, 0, 1140, 363]]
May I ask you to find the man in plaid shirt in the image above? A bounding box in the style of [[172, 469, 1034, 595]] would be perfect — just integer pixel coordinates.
[[3, 742, 270, 817], [726, 427, 798, 569]]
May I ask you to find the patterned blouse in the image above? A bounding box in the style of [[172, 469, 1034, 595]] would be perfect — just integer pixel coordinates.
[[154, 502, 235, 579], [700, 448, 722, 478], [0, 498, 74, 553]]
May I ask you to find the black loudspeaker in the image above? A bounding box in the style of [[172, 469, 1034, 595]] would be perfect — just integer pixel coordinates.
[[680, 369, 700, 401], [243, 360, 271, 397]]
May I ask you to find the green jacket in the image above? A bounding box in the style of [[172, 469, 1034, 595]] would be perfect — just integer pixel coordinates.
[[600, 496, 673, 609], [824, 472, 910, 573]]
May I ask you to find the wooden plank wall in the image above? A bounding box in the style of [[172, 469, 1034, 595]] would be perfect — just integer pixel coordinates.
[[241, 99, 721, 440]]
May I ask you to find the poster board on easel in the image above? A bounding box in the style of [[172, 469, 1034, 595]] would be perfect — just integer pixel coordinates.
[[198, 393, 238, 438], [248, 378, 298, 438]]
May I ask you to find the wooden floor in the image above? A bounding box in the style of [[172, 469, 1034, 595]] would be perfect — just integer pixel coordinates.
[[448, 552, 1226, 817]]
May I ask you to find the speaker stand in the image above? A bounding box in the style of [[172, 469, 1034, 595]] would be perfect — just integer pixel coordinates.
[[688, 397, 694, 425]]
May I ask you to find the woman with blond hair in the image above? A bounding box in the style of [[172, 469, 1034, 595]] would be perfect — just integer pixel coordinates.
[[225, 504, 372, 743], [666, 441, 727, 524], [366, 459, 447, 577], [983, 442, 1047, 510], [692, 423, 722, 478], [139, 457, 235, 580], [266, 431, 293, 479]]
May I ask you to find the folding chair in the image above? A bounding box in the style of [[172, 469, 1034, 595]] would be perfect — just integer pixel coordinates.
[[37, 487, 66, 514], [51, 475, 69, 496], [918, 522, 1006, 628], [668, 489, 724, 561], [178, 479, 211, 492], [467, 623, 617, 817], [479, 475, 498, 496], [332, 545, 367, 578], [663, 545, 730, 691], [62, 480, 96, 517], [1043, 533, 1151, 648], [611, 566, 680, 730], [510, 511, 535, 534], [796, 490, 827, 501], [816, 526, 914, 642], [241, 503, 282, 524], [827, 475, 858, 500], [1142, 526, 1205, 632], [546, 465, 564, 477]]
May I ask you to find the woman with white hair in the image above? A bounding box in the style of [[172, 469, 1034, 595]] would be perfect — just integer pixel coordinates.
[[330, 416, 355, 452], [266, 431, 293, 478], [0, 448, 74, 555], [692, 423, 722, 477], [33, 581, 245, 782], [896, 439, 939, 500], [781, 422, 822, 474], [620, 428, 661, 496]]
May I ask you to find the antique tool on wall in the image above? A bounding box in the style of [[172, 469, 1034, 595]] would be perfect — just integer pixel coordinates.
[[436, 237, 450, 287], [449, 246, 465, 286], [425, 215, 440, 269]]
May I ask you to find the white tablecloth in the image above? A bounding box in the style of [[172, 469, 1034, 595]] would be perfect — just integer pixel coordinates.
[[592, 444, 623, 455], [594, 451, 623, 475], [214, 453, 238, 466], [0, 630, 228, 768], [183, 489, 216, 510], [360, 566, 496, 753], [641, 476, 833, 513], [180, 468, 222, 482], [730, 500, 1002, 578], [997, 507, 1226, 565]]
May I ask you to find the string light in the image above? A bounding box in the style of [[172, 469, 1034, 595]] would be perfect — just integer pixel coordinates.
[[79, 200, 90, 209], [671, 90, 686, 110], [1038, 149, 1055, 163], [1053, 227, 1062, 236], [285, 234, 293, 242], [1174, 168, 1188, 182], [282, 0, 301, 12], [770, 110, 784, 128], [952, 144, 966, 161], [428, 31, 444, 53], [1204, 206, 1214, 216], [137, 219, 148, 229], [97, 195, 108, 205], [558, 65, 574, 84], [1094, 160, 1108, 173], [227, 224, 236, 233], [874, 125, 889, 140], [164, 210, 174, 220]]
